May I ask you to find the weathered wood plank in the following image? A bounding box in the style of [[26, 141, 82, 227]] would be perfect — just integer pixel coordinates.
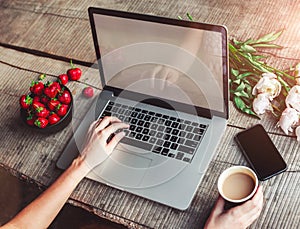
[[1, 0, 299, 66]]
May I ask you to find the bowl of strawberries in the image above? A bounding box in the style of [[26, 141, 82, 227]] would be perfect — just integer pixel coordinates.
[[20, 80, 73, 133]]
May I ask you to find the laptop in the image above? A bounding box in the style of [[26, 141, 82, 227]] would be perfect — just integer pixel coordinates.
[[57, 7, 228, 210]]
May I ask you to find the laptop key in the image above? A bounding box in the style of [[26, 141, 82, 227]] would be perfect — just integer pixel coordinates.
[[142, 135, 150, 142], [193, 135, 202, 141], [135, 134, 143, 140], [185, 140, 198, 148], [161, 148, 169, 156], [176, 152, 184, 160], [178, 145, 194, 154], [170, 143, 178, 150], [120, 137, 152, 151], [168, 153, 175, 158], [200, 124, 207, 128], [152, 146, 162, 154], [149, 137, 157, 144], [183, 157, 191, 163]]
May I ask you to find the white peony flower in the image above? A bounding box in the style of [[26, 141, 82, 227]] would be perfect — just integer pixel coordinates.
[[252, 72, 282, 100], [296, 126, 300, 142], [253, 93, 273, 115], [285, 85, 300, 112], [278, 107, 299, 135]]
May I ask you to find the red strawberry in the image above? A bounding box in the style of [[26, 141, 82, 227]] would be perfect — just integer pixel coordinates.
[[36, 106, 50, 118], [51, 81, 62, 93], [40, 95, 49, 105], [44, 84, 58, 98], [48, 98, 60, 111], [34, 117, 48, 128], [58, 74, 68, 85], [26, 115, 35, 126], [82, 87, 94, 98], [32, 101, 45, 110], [56, 104, 69, 117], [19, 95, 33, 109], [30, 81, 44, 96], [67, 60, 82, 81], [32, 96, 40, 103], [58, 89, 71, 104], [48, 113, 61, 125]]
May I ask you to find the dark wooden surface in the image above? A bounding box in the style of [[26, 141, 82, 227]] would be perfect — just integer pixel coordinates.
[[0, 0, 300, 228]]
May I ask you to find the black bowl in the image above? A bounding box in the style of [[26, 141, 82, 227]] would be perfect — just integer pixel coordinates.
[[20, 86, 73, 134]]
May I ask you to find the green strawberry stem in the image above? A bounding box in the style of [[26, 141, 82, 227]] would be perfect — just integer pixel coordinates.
[[70, 59, 75, 69]]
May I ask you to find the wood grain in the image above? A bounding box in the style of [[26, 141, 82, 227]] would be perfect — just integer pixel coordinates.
[[0, 0, 300, 228]]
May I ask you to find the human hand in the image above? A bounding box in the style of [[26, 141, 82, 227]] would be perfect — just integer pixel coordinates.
[[204, 185, 264, 229], [81, 116, 129, 170]]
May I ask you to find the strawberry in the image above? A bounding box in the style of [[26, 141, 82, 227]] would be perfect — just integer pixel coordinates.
[[48, 113, 61, 125], [32, 96, 40, 103], [58, 89, 71, 104], [26, 114, 35, 126], [34, 117, 48, 128], [44, 84, 58, 98], [67, 60, 82, 81], [40, 95, 49, 105], [32, 101, 45, 110], [36, 106, 50, 118], [58, 74, 68, 85], [19, 95, 33, 109], [56, 104, 69, 117], [48, 98, 60, 111], [51, 81, 62, 93], [82, 87, 94, 98], [30, 81, 44, 96]]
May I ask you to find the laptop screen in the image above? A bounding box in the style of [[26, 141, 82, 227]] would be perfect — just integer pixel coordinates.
[[90, 8, 228, 118]]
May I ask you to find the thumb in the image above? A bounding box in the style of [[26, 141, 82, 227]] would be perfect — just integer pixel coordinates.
[[211, 195, 225, 216]]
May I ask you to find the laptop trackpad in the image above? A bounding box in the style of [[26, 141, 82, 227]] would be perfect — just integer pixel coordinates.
[[90, 149, 152, 188]]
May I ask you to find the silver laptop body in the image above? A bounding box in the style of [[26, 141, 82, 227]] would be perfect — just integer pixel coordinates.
[[57, 7, 228, 210]]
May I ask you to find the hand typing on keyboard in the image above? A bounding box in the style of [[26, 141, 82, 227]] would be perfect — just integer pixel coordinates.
[[81, 116, 129, 170]]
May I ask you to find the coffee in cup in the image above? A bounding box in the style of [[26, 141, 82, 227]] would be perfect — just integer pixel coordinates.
[[218, 166, 258, 205]]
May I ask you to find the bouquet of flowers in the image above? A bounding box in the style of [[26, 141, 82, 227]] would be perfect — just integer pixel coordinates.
[[229, 31, 300, 140]]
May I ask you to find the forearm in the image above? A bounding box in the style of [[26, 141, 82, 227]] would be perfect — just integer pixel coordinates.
[[2, 156, 90, 229]]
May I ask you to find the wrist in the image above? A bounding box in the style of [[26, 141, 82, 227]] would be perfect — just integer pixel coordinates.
[[67, 155, 91, 180]]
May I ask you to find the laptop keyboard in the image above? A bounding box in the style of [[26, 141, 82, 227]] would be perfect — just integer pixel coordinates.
[[99, 101, 208, 163]]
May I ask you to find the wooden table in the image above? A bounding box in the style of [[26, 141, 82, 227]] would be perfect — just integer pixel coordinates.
[[1, 0, 299, 228]]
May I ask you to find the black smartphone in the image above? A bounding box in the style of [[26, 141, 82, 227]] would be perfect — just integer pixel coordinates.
[[235, 124, 287, 181]]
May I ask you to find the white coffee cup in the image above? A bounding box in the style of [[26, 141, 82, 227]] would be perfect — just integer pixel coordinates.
[[218, 166, 258, 203]]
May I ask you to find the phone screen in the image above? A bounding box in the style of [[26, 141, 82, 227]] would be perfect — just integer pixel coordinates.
[[235, 124, 287, 180]]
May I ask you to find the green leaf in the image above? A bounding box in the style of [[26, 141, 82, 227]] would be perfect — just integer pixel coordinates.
[[187, 13, 193, 21], [255, 30, 283, 44], [231, 68, 239, 77], [235, 82, 245, 92], [234, 96, 246, 110], [252, 43, 283, 49], [242, 108, 260, 118], [178, 15, 183, 20], [233, 79, 241, 85], [234, 91, 249, 98], [237, 72, 253, 79], [240, 44, 257, 53]]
